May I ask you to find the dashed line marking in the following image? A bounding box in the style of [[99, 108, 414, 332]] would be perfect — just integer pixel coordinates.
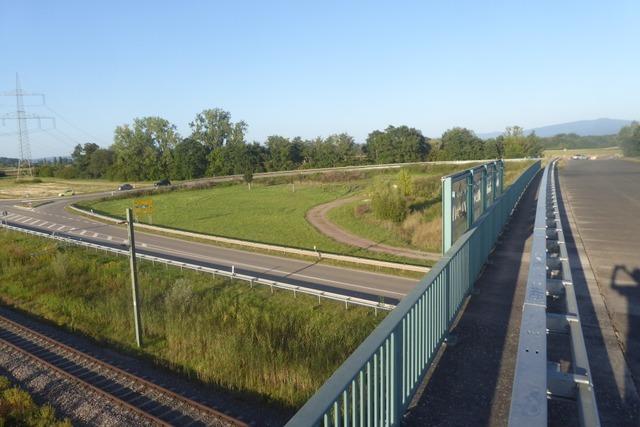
[[80, 230, 87, 236], [57, 226, 66, 231], [48, 224, 56, 229], [92, 233, 99, 238], [107, 236, 113, 241]]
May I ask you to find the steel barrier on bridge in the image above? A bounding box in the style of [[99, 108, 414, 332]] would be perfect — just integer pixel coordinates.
[[508, 160, 599, 426], [0, 222, 395, 312], [286, 160, 541, 427]]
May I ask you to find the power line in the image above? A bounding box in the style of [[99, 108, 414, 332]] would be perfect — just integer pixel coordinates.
[[44, 104, 109, 145]]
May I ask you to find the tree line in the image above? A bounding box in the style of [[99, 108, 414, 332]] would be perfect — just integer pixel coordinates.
[[35, 108, 544, 181]]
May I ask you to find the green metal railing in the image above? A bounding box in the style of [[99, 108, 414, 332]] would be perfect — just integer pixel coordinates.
[[441, 160, 504, 253], [286, 160, 541, 427]]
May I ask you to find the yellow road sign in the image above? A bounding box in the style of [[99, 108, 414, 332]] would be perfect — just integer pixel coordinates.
[[134, 199, 154, 215]]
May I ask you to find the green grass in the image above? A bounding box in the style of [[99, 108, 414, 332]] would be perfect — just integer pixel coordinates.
[[0, 230, 384, 409], [81, 163, 493, 265], [0, 376, 71, 426], [326, 161, 535, 253], [81, 181, 430, 265]]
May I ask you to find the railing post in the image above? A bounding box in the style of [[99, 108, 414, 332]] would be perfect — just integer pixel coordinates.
[[482, 165, 488, 212], [392, 323, 404, 425], [466, 173, 474, 229], [442, 176, 453, 254]]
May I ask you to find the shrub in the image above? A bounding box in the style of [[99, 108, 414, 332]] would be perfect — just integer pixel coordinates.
[[412, 176, 441, 199], [371, 182, 406, 222]]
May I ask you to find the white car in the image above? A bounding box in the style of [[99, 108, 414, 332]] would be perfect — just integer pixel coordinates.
[[58, 189, 75, 197]]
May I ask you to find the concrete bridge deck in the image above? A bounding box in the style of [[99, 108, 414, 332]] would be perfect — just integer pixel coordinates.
[[403, 159, 640, 426]]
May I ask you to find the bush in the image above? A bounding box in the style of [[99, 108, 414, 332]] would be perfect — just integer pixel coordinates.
[[371, 182, 406, 222], [412, 176, 441, 199]]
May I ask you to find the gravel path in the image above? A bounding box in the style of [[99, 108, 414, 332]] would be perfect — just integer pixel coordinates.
[[306, 196, 441, 262]]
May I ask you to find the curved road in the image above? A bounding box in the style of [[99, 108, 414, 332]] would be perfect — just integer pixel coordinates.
[[0, 193, 419, 304], [306, 196, 441, 261]]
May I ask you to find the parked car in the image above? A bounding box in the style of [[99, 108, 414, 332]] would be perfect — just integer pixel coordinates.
[[154, 178, 171, 187], [58, 189, 75, 197], [118, 183, 133, 191], [571, 154, 588, 160]]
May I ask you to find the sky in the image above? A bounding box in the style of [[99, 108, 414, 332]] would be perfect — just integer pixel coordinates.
[[1, 0, 639, 158]]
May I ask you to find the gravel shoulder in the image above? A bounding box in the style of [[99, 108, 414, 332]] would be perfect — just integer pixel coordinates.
[[306, 196, 441, 262]]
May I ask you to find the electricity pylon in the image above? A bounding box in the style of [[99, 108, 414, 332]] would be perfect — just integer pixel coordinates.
[[1, 74, 55, 180]]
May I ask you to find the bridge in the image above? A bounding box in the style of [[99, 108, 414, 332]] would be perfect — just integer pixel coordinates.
[[287, 158, 640, 426]]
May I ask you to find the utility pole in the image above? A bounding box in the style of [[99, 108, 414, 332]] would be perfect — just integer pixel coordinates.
[[126, 208, 143, 347], [1, 74, 55, 180]]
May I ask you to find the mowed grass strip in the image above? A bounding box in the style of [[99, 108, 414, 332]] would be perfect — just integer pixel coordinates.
[[0, 231, 384, 409], [83, 181, 423, 263]]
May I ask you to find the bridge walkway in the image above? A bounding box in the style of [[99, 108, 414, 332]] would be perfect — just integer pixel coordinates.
[[404, 159, 639, 426]]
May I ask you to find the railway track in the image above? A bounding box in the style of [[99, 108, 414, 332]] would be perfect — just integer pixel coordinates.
[[0, 314, 247, 426]]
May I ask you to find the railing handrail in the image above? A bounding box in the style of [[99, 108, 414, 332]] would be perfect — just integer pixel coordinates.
[[286, 160, 542, 426]]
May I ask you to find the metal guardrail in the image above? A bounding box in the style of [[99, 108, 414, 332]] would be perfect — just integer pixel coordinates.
[[285, 160, 541, 426], [0, 222, 395, 313], [508, 160, 599, 426]]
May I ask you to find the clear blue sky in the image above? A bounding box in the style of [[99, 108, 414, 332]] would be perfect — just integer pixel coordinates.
[[1, 0, 638, 158]]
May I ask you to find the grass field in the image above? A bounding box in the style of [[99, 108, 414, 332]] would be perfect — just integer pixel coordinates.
[[543, 146, 622, 159], [326, 161, 535, 253], [0, 376, 71, 426], [0, 230, 383, 409], [81, 163, 491, 263], [0, 177, 150, 199]]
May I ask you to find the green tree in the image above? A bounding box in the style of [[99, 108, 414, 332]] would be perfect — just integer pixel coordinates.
[[172, 138, 208, 180], [502, 126, 541, 158], [266, 135, 302, 171], [111, 117, 179, 180], [440, 127, 484, 160], [364, 126, 429, 164], [397, 169, 413, 197], [618, 122, 640, 157], [189, 108, 232, 149]]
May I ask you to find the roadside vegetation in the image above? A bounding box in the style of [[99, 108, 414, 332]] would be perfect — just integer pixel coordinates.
[[79, 163, 493, 262], [0, 376, 71, 426], [24, 107, 543, 184], [0, 230, 384, 409], [328, 161, 534, 253]]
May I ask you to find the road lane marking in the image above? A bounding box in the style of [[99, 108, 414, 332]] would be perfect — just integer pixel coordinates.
[[92, 233, 99, 238], [57, 226, 66, 231], [48, 224, 56, 229], [107, 236, 113, 241], [143, 244, 408, 297], [80, 230, 87, 235]]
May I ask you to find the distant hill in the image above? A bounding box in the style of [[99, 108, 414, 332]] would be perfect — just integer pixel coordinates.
[[479, 118, 634, 139]]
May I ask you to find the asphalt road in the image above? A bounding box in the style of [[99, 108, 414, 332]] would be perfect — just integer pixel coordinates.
[[0, 195, 419, 304], [560, 158, 640, 418]]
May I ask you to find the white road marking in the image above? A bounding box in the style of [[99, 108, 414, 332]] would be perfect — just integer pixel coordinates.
[[57, 226, 66, 231], [140, 243, 147, 248], [80, 230, 87, 235], [144, 243, 408, 297], [92, 233, 99, 238], [48, 224, 57, 229], [107, 236, 113, 241]]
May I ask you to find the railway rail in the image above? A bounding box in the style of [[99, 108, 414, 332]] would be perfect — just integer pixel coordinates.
[[0, 313, 248, 427]]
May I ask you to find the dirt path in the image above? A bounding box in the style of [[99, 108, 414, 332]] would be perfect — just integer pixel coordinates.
[[306, 196, 441, 262]]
